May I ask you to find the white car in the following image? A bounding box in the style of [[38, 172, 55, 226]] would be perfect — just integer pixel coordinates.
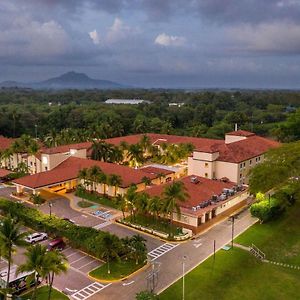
[[25, 232, 48, 244]]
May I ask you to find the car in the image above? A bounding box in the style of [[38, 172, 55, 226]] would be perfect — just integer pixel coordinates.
[[47, 238, 66, 251], [25, 232, 48, 244]]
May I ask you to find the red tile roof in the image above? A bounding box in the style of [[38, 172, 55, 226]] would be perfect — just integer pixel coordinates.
[[13, 157, 156, 189], [0, 136, 14, 151], [41, 142, 92, 154], [105, 133, 224, 150], [226, 130, 255, 137], [144, 175, 235, 210], [139, 166, 174, 176], [0, 169, 12, 178]]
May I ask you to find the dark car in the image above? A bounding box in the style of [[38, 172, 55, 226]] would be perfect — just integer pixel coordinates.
[[47, 238, 66, 251]]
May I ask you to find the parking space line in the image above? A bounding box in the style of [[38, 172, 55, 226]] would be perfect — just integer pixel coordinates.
[[78, 260, 99, 270], [72, 282, 112, 300], [70, 256, 88, 265], [66, 252, 79, 259]]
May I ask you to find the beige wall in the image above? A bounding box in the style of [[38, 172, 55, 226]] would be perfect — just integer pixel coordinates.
[[188, 156, 216, 179], [215, 191, 249, 215], [215, 161, 239, 183]]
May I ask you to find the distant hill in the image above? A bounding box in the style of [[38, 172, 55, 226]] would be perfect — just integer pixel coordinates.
[[0, 71, 125, 90]]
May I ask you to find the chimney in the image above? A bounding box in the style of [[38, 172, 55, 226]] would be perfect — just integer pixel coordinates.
[[234, 123, 238, 131]]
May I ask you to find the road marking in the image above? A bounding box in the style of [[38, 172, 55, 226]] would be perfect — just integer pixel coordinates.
[[66, 288, 78, 293], [62, 247, 71, 253], [148, 243, 179, 261], [122, 280, 135, 286], [81, 215, 88, 218], [71, 282, 111, 300], [193, 243, 202, 248], [78, 259, 99, 270], [93, 221, 112, 229], [65, 251, 80, 259], [70, 256, 88, 265]]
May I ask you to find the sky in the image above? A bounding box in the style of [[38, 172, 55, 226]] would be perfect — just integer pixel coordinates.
[[1, 0, 300, 88]]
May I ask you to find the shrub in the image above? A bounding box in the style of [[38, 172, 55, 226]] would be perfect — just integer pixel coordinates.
[[0, 198, 122, 259], [30, 193, 45, 205], [136, 291, 157, 300]]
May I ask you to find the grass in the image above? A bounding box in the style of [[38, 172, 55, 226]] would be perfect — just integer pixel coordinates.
[[77, 200, 93, 208], [89, 259, 145, 281], [75, 189, 118, 209], [20, 286, 69, 300], [160, 248, 300, 300], [124, 214, 182, 236], [160, 201, 300, 300]]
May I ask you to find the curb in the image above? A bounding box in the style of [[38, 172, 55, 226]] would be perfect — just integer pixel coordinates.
[[88, 262, 149, 284]]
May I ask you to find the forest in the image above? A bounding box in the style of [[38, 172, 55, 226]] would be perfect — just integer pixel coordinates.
[[0, 88, 299, 144]]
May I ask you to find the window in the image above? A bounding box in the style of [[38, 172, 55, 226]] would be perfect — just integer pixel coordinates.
[[205, 163, 209, 168], [45, 167, 48, 171], [205, 173, 208, 178], [250, 160, 252, 165], [240, 173, 242, 178], [240, 163, 243, 169], [243, 162, 246, 167]]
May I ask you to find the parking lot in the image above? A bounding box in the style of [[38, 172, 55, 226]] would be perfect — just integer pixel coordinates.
[[62, 246, 102, 274]]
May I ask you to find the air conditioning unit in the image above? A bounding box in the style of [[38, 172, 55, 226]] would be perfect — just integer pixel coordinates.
[[190, 176, 200, 184]]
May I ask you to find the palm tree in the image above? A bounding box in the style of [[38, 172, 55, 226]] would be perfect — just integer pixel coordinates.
[[114, 194, 126, 218], [44, 250, 67, 300], [99, 233, 121, 274], [141, 176, 152, 189], [163, 182, 189, 236], [127, 144, 144, 168], [135, 192, 149, 216], [130, 235, 147, 265], [17, 244, 48, 300], [0, 216, 28, 294], [147, 196, 163, 221], [157, 172, 166, 184], [78, 168, 89, 189], [139, 135, 151, 155], [88, 165, 102, 192], [98, 171, 108, 196], [125, 185, 138, 220], [108, 174, 122, 196]]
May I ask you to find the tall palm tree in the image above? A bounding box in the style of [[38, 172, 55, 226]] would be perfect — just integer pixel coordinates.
[[17, 244, 48, 300], [163, 182, 189, 235], [78, 168, 88, 188], [141, 176, 152, 189], [0, 216, 28, 294], [98, 171, 108, 196], [130, 235, 147, 265], [127, 144, 144, 168], [88, 165, 102, 192], [44, 250, 68, 300], [108, 174, 123, 196], [139, 135, 151, 155], [114, 194, 126, 218], [135, 192, 149, 216], [99, 233, 121, 274], [125, 185, 138, 220], [147, 196, 163, 221]]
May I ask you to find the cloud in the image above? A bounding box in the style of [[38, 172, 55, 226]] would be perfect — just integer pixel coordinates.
[[228, 22, 300, 54], [89, 29, 100, 45], [107, 18, 132, 43], [154, 33, 186, 47]]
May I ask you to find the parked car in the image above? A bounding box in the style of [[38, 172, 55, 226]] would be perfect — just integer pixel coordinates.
[[47, 238, 66, 251], [25, 232, 48, 244]]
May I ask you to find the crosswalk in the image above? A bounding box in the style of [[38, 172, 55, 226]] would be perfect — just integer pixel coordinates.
[[71, 282, 111, 300], [93, 221, 112, 230], [148, 243, 179, 261]]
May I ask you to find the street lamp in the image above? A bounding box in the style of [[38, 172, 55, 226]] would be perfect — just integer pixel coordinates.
[[182, 255, 187, 300], [231, 216, 235, 249], [49, 202, 53, 217], [34, 124, 38, 139]]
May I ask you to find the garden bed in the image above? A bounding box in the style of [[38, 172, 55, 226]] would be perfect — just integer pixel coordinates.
[[89, 259, 146, 281]]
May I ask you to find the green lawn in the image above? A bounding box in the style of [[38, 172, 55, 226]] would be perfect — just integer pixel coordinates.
[[77, 200, 93, 208], [160, 201, 300, 300], [89, 259, 145, 281], [123, 214, 182, 237], [235, 200, 300, 265], [160, 248, 300, 300], [75, 189, 118, 209], [20, 286, 69, 300]]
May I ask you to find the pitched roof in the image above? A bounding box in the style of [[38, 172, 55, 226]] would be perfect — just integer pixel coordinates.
[[41, 142, 92, 155], [139, 166, 174, 176], [0, 136, 14, 151], [144, 175, 235, 210], [13, 157, 156, 189], [226, 130, 255, 137], [0, 169, 12, 178]]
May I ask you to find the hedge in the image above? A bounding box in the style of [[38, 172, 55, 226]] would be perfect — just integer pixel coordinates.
[[0, 198, 122, 259]]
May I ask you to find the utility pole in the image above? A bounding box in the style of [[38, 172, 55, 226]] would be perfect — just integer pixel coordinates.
[[182, 255, 187, 300], [49, 202, 53, 217]]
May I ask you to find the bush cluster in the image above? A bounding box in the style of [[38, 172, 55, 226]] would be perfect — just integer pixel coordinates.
[[0, 198, 122, 259]]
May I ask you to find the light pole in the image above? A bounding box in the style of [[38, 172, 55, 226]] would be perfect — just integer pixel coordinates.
[[231, 216, 235, 249], [49, 202, 53, 217], [182, 255, 187, 300], [35, 124, 38, 139]]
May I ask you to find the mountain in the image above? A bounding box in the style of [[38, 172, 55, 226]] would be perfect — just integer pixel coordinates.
[[0, 71, 125, 90]]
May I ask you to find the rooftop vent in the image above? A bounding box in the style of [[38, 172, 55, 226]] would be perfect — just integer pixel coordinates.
[[190, 176, 200, 184]]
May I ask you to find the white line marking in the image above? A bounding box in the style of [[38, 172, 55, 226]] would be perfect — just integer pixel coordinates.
[[66, 288, 78, 293], [66, 252, 79, 259], [148, 243, 179, 261], [193, 243, 202, 248], [78, 260, 99, 270], [70, 256, 88, 265], [122, 280, 135, 286], [81, 215, 88, 218], [72, 282, 111, 300]]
